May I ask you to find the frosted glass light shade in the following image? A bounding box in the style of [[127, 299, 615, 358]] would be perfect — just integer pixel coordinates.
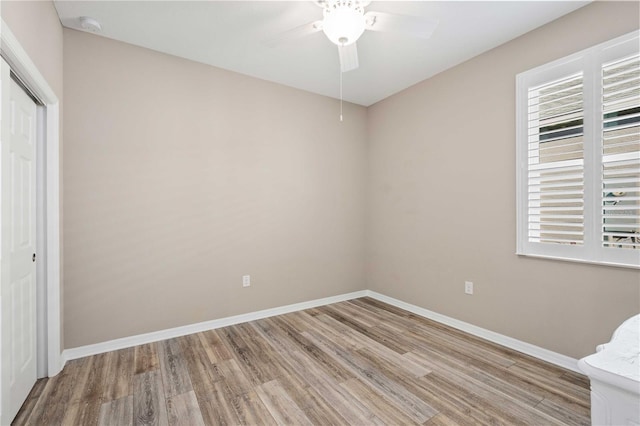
[[322, 5, 366, 46]]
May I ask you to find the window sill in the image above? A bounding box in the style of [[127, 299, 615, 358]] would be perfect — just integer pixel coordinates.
[[516, 252, 640, 270]]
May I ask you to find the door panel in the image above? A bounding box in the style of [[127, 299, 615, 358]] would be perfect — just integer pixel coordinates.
[[1, 62, 37, 423]]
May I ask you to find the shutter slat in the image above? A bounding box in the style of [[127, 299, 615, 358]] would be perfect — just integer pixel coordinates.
[[602, 141, 640, 153], [531, 237, 584, 245], [602, 223, 640, 229], [541, 229, 585, 235], [529, 123, 584, 137], [603, 214, 640, 219], [529, 141, 584, 153], [603, 206, 640, 212], [529, 181, 584, 188], [529, 207, 584, 213], [603, 75, 640, 90], [530, 223, 583, 229], [530, 104, 583, 123], [602, 81, 640, 100], [603, 85, 640, 102], [603, 130, 639, 143], [528, 160, 583, 172], [529, 192, 584, 199], [603, 121, 640, 133], [603, 232, 640, 239], [602, 188, 640, 195], [532, 138, 582, 153], [602, 168, 640, 177], [530, 215, 584, 220], [603, 111, 640, 125], [529, 181, 583, 190], [528, 149, 584, 159], [602, 241, 640, 249], [602, 177, 640, 184], [531, 74, 582, 92], [530, 91, 582, 109]]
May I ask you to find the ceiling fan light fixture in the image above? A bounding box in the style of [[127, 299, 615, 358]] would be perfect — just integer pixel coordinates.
[[322, 1, 366, 46]]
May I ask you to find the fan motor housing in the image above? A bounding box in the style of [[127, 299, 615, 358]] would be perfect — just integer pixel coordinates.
[[322, 0, 367, 46]]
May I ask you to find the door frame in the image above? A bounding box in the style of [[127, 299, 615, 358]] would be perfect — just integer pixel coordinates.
[[0, 18, 62, 385]]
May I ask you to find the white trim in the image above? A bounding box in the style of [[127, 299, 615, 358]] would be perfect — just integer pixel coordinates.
[[0, 20, 63, 377], [516, 252, 640, 270], [365, 291, 581, 373], [35, 106, 47, 379], [45, 103, 62, 376], [63, 289, 580, 374], [63, 290, 369, 362]]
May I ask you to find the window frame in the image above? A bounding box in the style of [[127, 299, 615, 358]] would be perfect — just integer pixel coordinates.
[[516, 30, 640, 269]]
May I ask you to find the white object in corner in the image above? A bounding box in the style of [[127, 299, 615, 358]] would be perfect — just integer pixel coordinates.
[[578, 314, 640, 426]]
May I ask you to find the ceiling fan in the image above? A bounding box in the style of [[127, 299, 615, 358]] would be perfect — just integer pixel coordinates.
[[267, 0, 439, 73]]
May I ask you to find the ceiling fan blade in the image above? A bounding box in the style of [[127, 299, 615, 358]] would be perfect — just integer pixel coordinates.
[[338, 43, 359, 73], [364, 11, 438, 39], [264, 20, 324, 47]]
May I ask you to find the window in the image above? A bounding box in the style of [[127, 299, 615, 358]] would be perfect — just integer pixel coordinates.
[[516, 31, 640, 268]]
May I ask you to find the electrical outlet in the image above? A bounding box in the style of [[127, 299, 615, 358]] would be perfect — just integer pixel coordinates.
[[465, 281, 473, 295], [243, 275, 251, 287]]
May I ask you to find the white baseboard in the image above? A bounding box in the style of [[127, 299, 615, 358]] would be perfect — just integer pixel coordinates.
[[365, 291, 580, 373], [62, 288, 580, 374], [62, 290, 369, 363]]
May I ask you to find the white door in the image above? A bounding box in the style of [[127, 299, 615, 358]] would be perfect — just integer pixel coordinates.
[[0, 58, 37, 423]]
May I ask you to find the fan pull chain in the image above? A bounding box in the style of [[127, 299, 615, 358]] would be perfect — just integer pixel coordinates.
[[339, 67, 343, 122]]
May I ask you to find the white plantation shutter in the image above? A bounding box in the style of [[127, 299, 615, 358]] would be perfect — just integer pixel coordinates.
[[517, 31, 640, 268], [601, 54, 640, 251], [527, 72, 585, 246]]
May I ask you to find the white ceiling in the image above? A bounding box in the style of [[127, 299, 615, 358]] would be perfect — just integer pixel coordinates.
[[53, 1, 590, 106]]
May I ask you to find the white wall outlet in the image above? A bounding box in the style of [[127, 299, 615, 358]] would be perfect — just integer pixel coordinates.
[[242, 275, 251, 287], [465, 281, 474, 295]]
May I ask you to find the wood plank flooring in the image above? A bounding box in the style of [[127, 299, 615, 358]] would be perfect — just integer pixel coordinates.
[[13, 297, 591, 425]]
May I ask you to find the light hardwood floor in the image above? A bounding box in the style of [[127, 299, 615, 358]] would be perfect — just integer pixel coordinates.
[[13, 297, 591, 425]]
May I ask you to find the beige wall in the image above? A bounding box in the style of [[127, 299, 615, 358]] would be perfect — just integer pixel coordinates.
[[1, 0, 64, 347], [63, 29, 367, 348], [367, 1, 640, 359]]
